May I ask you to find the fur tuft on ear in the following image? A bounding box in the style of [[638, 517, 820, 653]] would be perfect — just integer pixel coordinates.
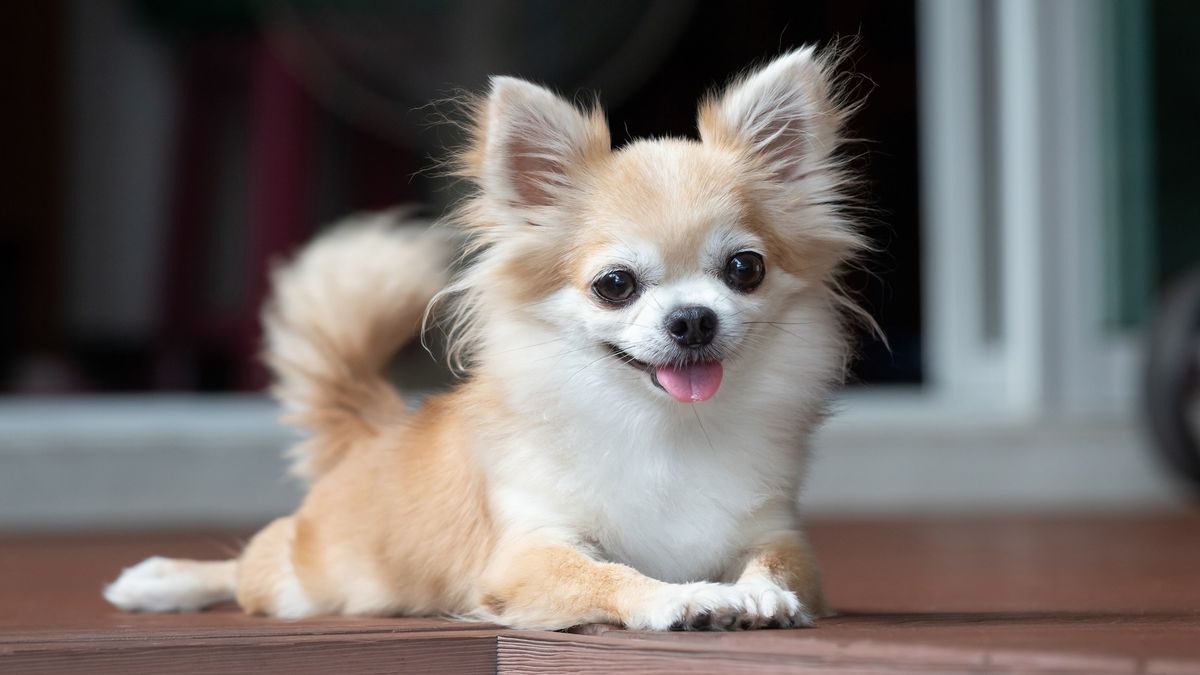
[[698, 47, 850, 185], [467, 77, 610, 219]]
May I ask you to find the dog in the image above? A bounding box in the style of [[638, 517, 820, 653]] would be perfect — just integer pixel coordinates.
[[105, 46, 867, 631]]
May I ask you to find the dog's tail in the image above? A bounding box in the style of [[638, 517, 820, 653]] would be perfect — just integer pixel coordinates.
[[264, 208, 453, 479]]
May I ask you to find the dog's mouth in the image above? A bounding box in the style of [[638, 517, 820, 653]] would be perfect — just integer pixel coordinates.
[[604, 343, 724, 403]]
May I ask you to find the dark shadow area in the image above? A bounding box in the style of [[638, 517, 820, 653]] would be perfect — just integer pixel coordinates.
[[1, 0, 920, 394]]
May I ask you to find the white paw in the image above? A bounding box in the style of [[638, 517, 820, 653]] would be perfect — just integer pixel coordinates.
[[103, 557, 221, 612], [736, 581, 811, 629], [625, 581, 812, 631]]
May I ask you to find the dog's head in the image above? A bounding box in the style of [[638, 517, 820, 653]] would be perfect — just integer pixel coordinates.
[[448, 47, 865, 406]]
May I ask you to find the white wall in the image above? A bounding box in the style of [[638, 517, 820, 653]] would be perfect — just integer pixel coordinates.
[[0, 395, 1186, 530]]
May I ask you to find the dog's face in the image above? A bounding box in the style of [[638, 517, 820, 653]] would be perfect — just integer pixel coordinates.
[[564, 142, 789, 403], [458, 48, 860, 405]]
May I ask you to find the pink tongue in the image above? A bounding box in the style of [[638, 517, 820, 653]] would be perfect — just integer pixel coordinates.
[[654, 362, 724, 403]]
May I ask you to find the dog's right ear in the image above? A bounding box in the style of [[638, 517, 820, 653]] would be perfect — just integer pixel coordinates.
[[471, 77, 610, 219]]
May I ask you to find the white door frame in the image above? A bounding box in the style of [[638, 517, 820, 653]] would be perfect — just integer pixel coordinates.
[[838, 0, 1138, 428]]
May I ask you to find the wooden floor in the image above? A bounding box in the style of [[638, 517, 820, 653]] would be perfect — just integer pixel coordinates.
[[2, 514, 1199, 673]]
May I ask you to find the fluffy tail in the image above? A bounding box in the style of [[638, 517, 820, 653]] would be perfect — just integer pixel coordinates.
[[264, 208, 453, 479]]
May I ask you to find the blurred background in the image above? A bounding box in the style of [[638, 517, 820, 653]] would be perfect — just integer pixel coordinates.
[[1, 0, 1197, 529]]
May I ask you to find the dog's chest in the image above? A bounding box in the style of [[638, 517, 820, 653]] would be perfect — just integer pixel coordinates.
[[560, 419, 790, 583], [587, 470, 752, 582]]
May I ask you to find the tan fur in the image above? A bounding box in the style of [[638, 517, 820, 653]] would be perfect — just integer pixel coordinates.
[[479, 541, 664, 629], [737, 533, 829, 617], [236, 517, 300, 615], [581, 141, 751, 275], [282, 392, 495, 616]]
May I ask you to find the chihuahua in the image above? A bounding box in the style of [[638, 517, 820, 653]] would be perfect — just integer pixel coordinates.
[[105, 46, 867, 631]]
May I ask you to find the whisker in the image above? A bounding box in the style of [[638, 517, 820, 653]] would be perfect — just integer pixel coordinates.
[[765, 324, 808, 341], [532, 343, 605, 363], [491, 337, 567, 355], [563, 350, 626, 385], [692, 406, 716, 454]]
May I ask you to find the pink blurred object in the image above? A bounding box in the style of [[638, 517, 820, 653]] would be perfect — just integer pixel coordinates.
[[156, 42, 314, 391]]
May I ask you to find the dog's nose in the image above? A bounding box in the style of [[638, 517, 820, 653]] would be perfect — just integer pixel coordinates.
[[665, 306, 719, 347]]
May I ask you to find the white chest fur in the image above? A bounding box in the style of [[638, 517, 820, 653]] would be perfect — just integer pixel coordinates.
[[486, 386, 809, 584], [579, 420, 790, 583]]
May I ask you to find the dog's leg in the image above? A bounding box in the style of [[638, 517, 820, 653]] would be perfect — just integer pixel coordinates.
[[733, 530, 827, 627], [234, 516, 321, 618], [104, 517, 324, 618], [478, 538, 803, 631], [104, 557, 237, 612]]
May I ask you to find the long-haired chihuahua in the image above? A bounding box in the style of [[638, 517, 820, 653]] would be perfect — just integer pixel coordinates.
[[106, 46, 867, 631]]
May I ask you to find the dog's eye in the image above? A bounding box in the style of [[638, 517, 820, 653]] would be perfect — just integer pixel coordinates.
[[592, 270, 637, 305], [724, 251, 765, 292]]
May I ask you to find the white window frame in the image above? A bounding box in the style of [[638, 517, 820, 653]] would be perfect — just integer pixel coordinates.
[[833, 0, 1138, 429]]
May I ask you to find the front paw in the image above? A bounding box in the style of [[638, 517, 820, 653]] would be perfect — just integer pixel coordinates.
[[735, 581, 812, 629], [624, 581, 813, 631]]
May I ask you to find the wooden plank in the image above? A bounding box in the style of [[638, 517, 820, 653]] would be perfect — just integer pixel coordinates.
[[498, 633, 995, 674], [499, 628, 1175, 675], [0, 607, 499, 646], [1, 632, 498, 675]]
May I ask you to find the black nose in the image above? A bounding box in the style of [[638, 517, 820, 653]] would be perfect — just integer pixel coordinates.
[[664, 306, 719, 347]]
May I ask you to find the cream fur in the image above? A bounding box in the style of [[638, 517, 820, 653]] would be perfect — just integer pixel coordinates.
[[104, 46, 865, 632]]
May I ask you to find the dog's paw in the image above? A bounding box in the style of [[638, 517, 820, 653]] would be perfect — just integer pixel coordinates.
[[104, 556, 226, 612], [624, 581, 812, 631], [735, 581, 812, 629]]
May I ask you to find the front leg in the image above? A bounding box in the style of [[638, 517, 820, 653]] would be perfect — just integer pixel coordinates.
[[478, 536, 803, 631], [733, 530, 829, 628]]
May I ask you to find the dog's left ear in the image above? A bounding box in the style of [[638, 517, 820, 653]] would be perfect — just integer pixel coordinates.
[[698, 47, 844, 185]]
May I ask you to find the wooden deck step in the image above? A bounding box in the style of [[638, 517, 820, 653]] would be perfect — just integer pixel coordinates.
[[3, 515, 1199, 673]]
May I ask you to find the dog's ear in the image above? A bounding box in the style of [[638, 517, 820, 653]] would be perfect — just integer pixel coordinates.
[[699, 48, 867, 282], [697, 47, 845, 185], [475, 77, 610, 216]]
